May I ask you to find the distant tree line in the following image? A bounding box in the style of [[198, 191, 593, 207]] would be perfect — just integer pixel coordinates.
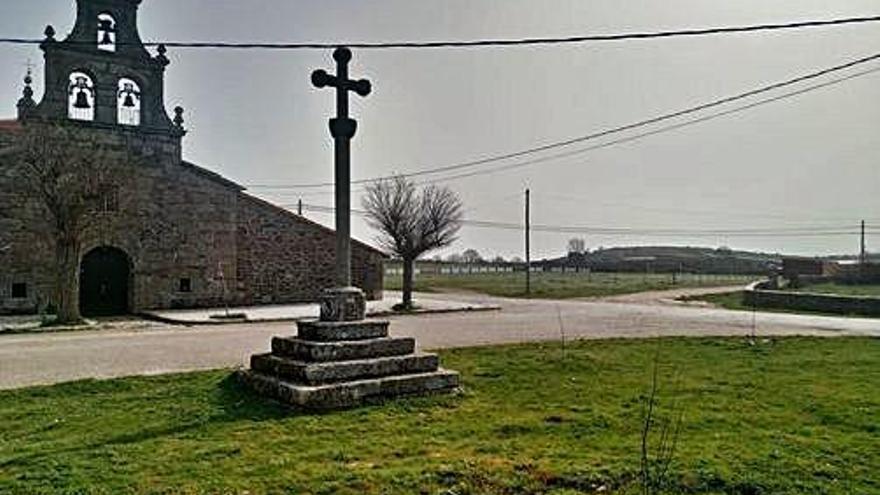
[[400, 244, 776, 275]]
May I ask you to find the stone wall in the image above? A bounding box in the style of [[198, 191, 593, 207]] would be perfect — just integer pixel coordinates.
[[235, 194, 384, 305], [0, 125, 240, 313], [744, 281, 880, 317], [0, 122, 385, 315]]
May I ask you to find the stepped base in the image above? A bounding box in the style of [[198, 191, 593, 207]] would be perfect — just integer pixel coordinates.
[[251, 352, 440, 385], [297, 319, 390, 341], [273, 336, 416, 362], [242, 317, 460, 410], [238, 368, 460, 410]]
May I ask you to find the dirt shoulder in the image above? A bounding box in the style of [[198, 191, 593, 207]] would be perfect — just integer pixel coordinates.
[[593, 284, 752, 306]]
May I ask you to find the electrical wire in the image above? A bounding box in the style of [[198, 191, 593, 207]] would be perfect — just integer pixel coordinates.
[[247, 51, 880, 190], [534, 192, 880, 224], [3, 15, 878, 49], [402, 65, 880, 187], [293, 203, 879, 238]]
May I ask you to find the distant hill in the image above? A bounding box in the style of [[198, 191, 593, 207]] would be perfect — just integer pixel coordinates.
[[537, 246, 780, 275]]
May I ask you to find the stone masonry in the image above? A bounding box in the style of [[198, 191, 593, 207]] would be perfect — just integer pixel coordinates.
[[239, 318, 459, 410], [0, 0, 385, 315]]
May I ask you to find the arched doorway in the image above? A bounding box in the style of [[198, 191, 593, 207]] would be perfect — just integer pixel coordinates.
[[80, 247, 131, 316]]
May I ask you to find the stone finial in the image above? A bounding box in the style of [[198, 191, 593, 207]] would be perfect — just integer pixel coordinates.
[[40, 25, 57, 50], [17, 66, 36, 120], [173, 106, 185, 128], [22, 68, 34, 100], [155, 44, 170, 66]]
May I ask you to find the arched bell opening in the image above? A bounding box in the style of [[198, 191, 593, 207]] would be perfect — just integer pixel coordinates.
[[68, 71, 96, 121], [117, 78, 141, 126], [97, 13, 116, 52]]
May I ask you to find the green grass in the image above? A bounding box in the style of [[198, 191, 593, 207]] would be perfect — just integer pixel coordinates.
[[1, 338, 878, 494], [789, 283, 880, 298], [385, 272, 756, 299], [680, 291, 752, 312], [686, 291, 879, 319]]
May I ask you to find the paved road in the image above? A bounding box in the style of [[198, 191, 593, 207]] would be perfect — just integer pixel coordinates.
[[1, 291, 878, 390]]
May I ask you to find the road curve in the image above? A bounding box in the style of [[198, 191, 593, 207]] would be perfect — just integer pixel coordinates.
[[1, 291, 877, 390]]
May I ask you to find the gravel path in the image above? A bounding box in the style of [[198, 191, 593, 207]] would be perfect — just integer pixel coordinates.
[[1, 291, 877, 390]]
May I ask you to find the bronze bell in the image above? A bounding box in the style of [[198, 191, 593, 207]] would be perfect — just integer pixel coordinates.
[[100, 30, 113, 46], [122, 94, 136, 108], [98, 19, 114, 46], [73, 89, 91, 109]]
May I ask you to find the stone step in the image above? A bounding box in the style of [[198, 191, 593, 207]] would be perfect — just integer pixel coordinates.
[[238, 368, 460, 410], [297, 319, 389, 342], [251, 352, 440, 385], [272, 336, 416, 363]]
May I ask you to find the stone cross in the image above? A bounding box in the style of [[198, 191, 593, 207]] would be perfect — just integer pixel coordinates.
[[312, 47, 372, 289]]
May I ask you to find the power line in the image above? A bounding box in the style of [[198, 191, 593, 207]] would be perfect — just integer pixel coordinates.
[[294, 203, 878, 238], [532, 194, 880, 225], [257, 62, 880, 206], [3, 15, 878, 49], [402, 64, 880, 187], [247, 51, 880, 190], [534, 192, 880, 224]]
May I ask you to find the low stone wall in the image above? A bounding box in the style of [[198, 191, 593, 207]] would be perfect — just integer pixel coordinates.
[[744, 281, 880, 317]]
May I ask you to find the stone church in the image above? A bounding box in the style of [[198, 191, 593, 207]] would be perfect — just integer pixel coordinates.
[[0, 0, 385, 316]]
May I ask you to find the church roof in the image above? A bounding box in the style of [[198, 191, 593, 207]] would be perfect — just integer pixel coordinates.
[[239, 193, 388, 258], [0, 119, 23, 151], [0, 119, 23, 134], [181, 160, 245, 191]]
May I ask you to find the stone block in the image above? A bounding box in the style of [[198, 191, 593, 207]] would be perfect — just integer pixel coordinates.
[[319, 287, 367, 322], [272, 336, 416, 362], [251, 352, 440, 385], [238, 368, 460, 410], [297, 319, 389, 341]]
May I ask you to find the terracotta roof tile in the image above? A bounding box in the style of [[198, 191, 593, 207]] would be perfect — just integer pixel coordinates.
[[0, 119, 23, 134]]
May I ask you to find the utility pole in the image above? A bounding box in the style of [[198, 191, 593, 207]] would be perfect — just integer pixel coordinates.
[[525, 188, 531, 295], [861, 220, 867, 266], [859, 219, 867, 281]]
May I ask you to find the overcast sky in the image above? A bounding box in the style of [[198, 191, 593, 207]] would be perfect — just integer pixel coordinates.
[[2, 1, 879, 259]]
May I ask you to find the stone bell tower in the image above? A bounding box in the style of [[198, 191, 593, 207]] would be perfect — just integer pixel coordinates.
[[20, 0, 185, 161]]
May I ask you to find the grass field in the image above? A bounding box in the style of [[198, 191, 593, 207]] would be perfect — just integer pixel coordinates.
[[680, 291, 867, 318], [686, 290, 880, 319], [680, 291, 757, 312], [384, 272, 756, 299], [790, 283, 880, 297], [1, 338, 877, 494]]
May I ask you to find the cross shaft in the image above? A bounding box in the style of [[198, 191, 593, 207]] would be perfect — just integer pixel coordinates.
[[311, 47, 372, 289]]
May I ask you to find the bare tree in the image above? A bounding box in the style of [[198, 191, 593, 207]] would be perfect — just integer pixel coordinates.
[[362, 176, 463, 310], [446, 253, 464, 263], [3, 123, 128, 323], [639, 352, 684, 495], [568, 238, 586, 255], [461, 249, 483, 264]]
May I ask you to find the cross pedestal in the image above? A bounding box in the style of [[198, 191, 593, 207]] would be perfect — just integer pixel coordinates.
[[319, 286, 366, 322]]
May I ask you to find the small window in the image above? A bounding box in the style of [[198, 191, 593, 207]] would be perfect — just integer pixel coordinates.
[[97, 13, 116, 52], [98, 185, 119, 213], [179, 278, 192, 293], [11, 283, 27, 299]]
